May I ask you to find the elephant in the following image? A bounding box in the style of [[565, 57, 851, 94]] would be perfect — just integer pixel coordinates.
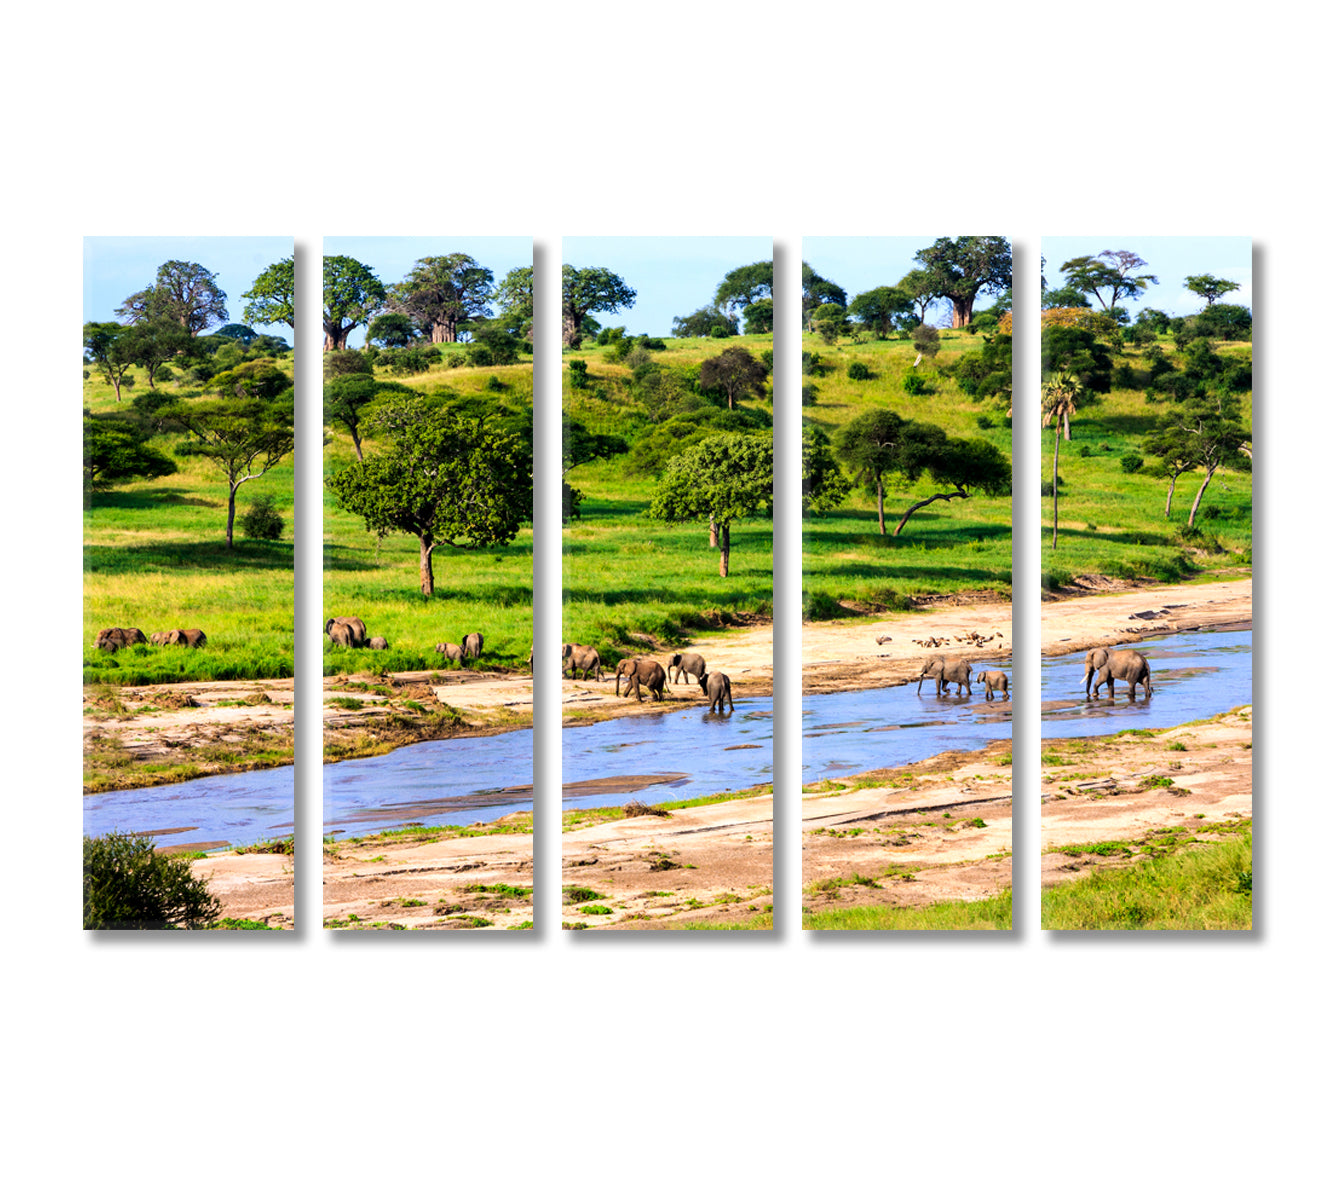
[[152, 628, 206, 648], [613, 657, 643, 697], [668, 651, 706, 685], [698, 670, 734, 714], [563, 644, 603, 681], [368, 636, 389, 650], [621, 658, 667, 702], [462, 632, 484, 661], [325, 617, 367, 647], [327, 620, 357, 648], [95, 627, 146, 651], [977, 669, 1009, 701], [1083, 647, 1152, 701], [436, 641, 465, 666], [150, 631, 173, 645], [916, 656, 971, 697]]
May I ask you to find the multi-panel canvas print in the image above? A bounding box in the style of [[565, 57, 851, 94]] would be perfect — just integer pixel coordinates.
[[800, 236, 1014, 931], [83, 236, 296, 930], [561, 236, 775, 930], [1039, 238, 1253, 930], [321, 237, 534, 930]]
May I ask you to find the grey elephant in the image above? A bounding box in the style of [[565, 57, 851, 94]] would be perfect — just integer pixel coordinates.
[[977, 669, 1009, 701], [436, 641, 465, 666], [613, 657, 642, 697], [698, 670, 734, 714], [327, 620, 357, 648], [152, 628, 206, 648], [1083, 647, 1152, 701], [95, 627, 147, 651], [368, 636, 389, 650], [621, 658, 666, 702], [917, 656, 972, 697], [668, 651, 706, 685], [326, 617, 367, 647], [563, 644, 603, 681], [462, 632, 483, 661]]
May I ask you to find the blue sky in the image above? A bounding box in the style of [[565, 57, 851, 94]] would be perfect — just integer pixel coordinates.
[[562, 236, 772, 338], [1041, 236, 1252, 318], [323, 236, 532, 348], [83, 236, 294, 338], [803, 235, 1008, 326]]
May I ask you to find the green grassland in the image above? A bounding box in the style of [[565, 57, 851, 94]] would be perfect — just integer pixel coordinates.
[[563, 335, 774, 658], [83, 356, 296, 684], [1040, 335, 1252, 587], [322, 357, 534, 675], [803, 889, 1013, 930], [799, 329, 1014, 616]]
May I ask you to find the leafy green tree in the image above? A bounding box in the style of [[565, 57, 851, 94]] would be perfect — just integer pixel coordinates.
[[163, 362, 294, 548], [562, 266, 636, 348], [390, 254, 494, 344], [83, 321, 137, 402], [1042, 325, 1113, 396], [950, 334, 1013, 408], [1041, 372, 1085, 547], [84, 831, 222, 930], [714, 261, 773, 314], [898, 268, 942, 325], [1059, 250, 1158, 312], [1041, 285, 1091, 310], [117, 260, 229, 336], [699, 345, 768, 410], [326, 395, 532, 595], [323, 255, 386, 350], [562, 418, 629, 521], [888, 431, 1010, 536], [1142, 421, 1199, 518], [801, 262, 847, 329], [848, 286, 912, 339], [120, 320, 193, 388], [83, 411, 176, 501], [493, 265, 534, 338], [367, 313, 419, 348], [647, 433, 773, 577], [672, 306, 737, 338], [742, 298, 774, 334], [324, 376, 415, 461], [216, 323, 260, 344], [802, 426, 850, 514], [1184, 273, 1240, 307], [913, 236, 1012, 328], [242, 256, 295, 330], [1135, 308, 1171, 333], [912, 324, 940, 360], [1146, 394, 1251, 527], [833, 408, 907, 535], [1194, 303, 1252, 341]]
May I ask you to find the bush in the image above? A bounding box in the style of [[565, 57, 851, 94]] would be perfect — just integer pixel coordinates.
[[709, 324, 731, 339], [902, 371, 929, 395], [1078, 445, 1092, 457], [485, 374, 506, 392], [241, 495, 284, 540], [803, 590, 845, 621], [1120, 452, 1144, 474], [847, 360, 871, 381], [1112, 364, 1139, 390], [802, 350, 824, 376], [976, 413, 994, 430], [568, 359, 589, 389], [323, 349, 373, 379], [911, 325, 940, 358], [84, 831, 221, 929], [155, 365, 174, 382], [802, 384, 819, 405]]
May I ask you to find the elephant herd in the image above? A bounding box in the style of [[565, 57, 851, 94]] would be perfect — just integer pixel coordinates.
[[561, 645, 734, 714], [911, 646, 1152, 704], [95, 626, 206, 652]]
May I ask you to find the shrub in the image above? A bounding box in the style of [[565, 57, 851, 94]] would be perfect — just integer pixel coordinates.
[[911, 325, 940, 358], [902, 371, 928, 395], [802, 384, 819, 405], [1120, 452, 1144, 474], [568, 359, 589, 389], [976, 413, 994, 430], [802, 350, 824, 376], [1078, 445, 1091, 457], [803, 590, 845, 621], [485, 374, 506, 392], [709, 324, 731, 339], [1112, 364, 1139, 389], [241, 495, 284, 540], [155, 365, 174, 382], [84, 831, 222, 929], [847, 360, 871, 381]]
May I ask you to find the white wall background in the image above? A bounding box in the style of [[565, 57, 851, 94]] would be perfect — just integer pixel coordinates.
[[6, 4, 1324, 1195]]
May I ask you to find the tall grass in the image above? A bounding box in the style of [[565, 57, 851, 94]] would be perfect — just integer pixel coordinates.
[[803, 889, 1013, 930]]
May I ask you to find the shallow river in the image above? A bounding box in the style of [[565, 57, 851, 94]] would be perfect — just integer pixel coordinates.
[[84, 630, 1250, 849]]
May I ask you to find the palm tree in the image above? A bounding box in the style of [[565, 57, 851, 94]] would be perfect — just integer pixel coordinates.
[[1041, 371, 1085, 549]]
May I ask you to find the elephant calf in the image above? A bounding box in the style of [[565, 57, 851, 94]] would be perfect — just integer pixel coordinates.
[[436, 641, 465, 666], [368, 636, 389, 650], [668, 651, 706, 685], [462, 632, 483, 661], [977, 669, 1009, 701], [698, 671, 734, 714], [95, 627, 147, 651], [563, 644, 603, 681], [151, 628, 206, 648], [1083, 647, 1152, 701], [621, 659, 666, 702]]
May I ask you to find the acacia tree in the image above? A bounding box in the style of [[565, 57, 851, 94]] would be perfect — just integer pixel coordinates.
[[802, 426, 850, 514], [562, 266, 636, 348], [163, 362, 294, 548], [1184, 273, 1240, 307], [390, 254, 494, 344], [117, 260, 228, 336], [714, 261, 773, 314], [1148, 394, 1251, 526], [323, 256, 386, 350], [898, 268, 942, 325], [833, 408, 907, 535], [84, 322, 137, 402], [83, 411, 176, 503], [1041, 372, 1085, 548], [1060, 250, 1158, 313], [699, 346, 768, 409], [913, 237, 1011, 328], [672, 306, 737, 338], [648, 433, 773, 577], [323, 376, 415, 461], [121, 320, 193, 388], [801, 262, 847, 330], [848, 286, 912, 339], [889, 431, 1010, 536], [1142, 422, 1198, 518], [242, 256, 295, 329], [493, 265, 534, 338], [325, 396, 532, 595]]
